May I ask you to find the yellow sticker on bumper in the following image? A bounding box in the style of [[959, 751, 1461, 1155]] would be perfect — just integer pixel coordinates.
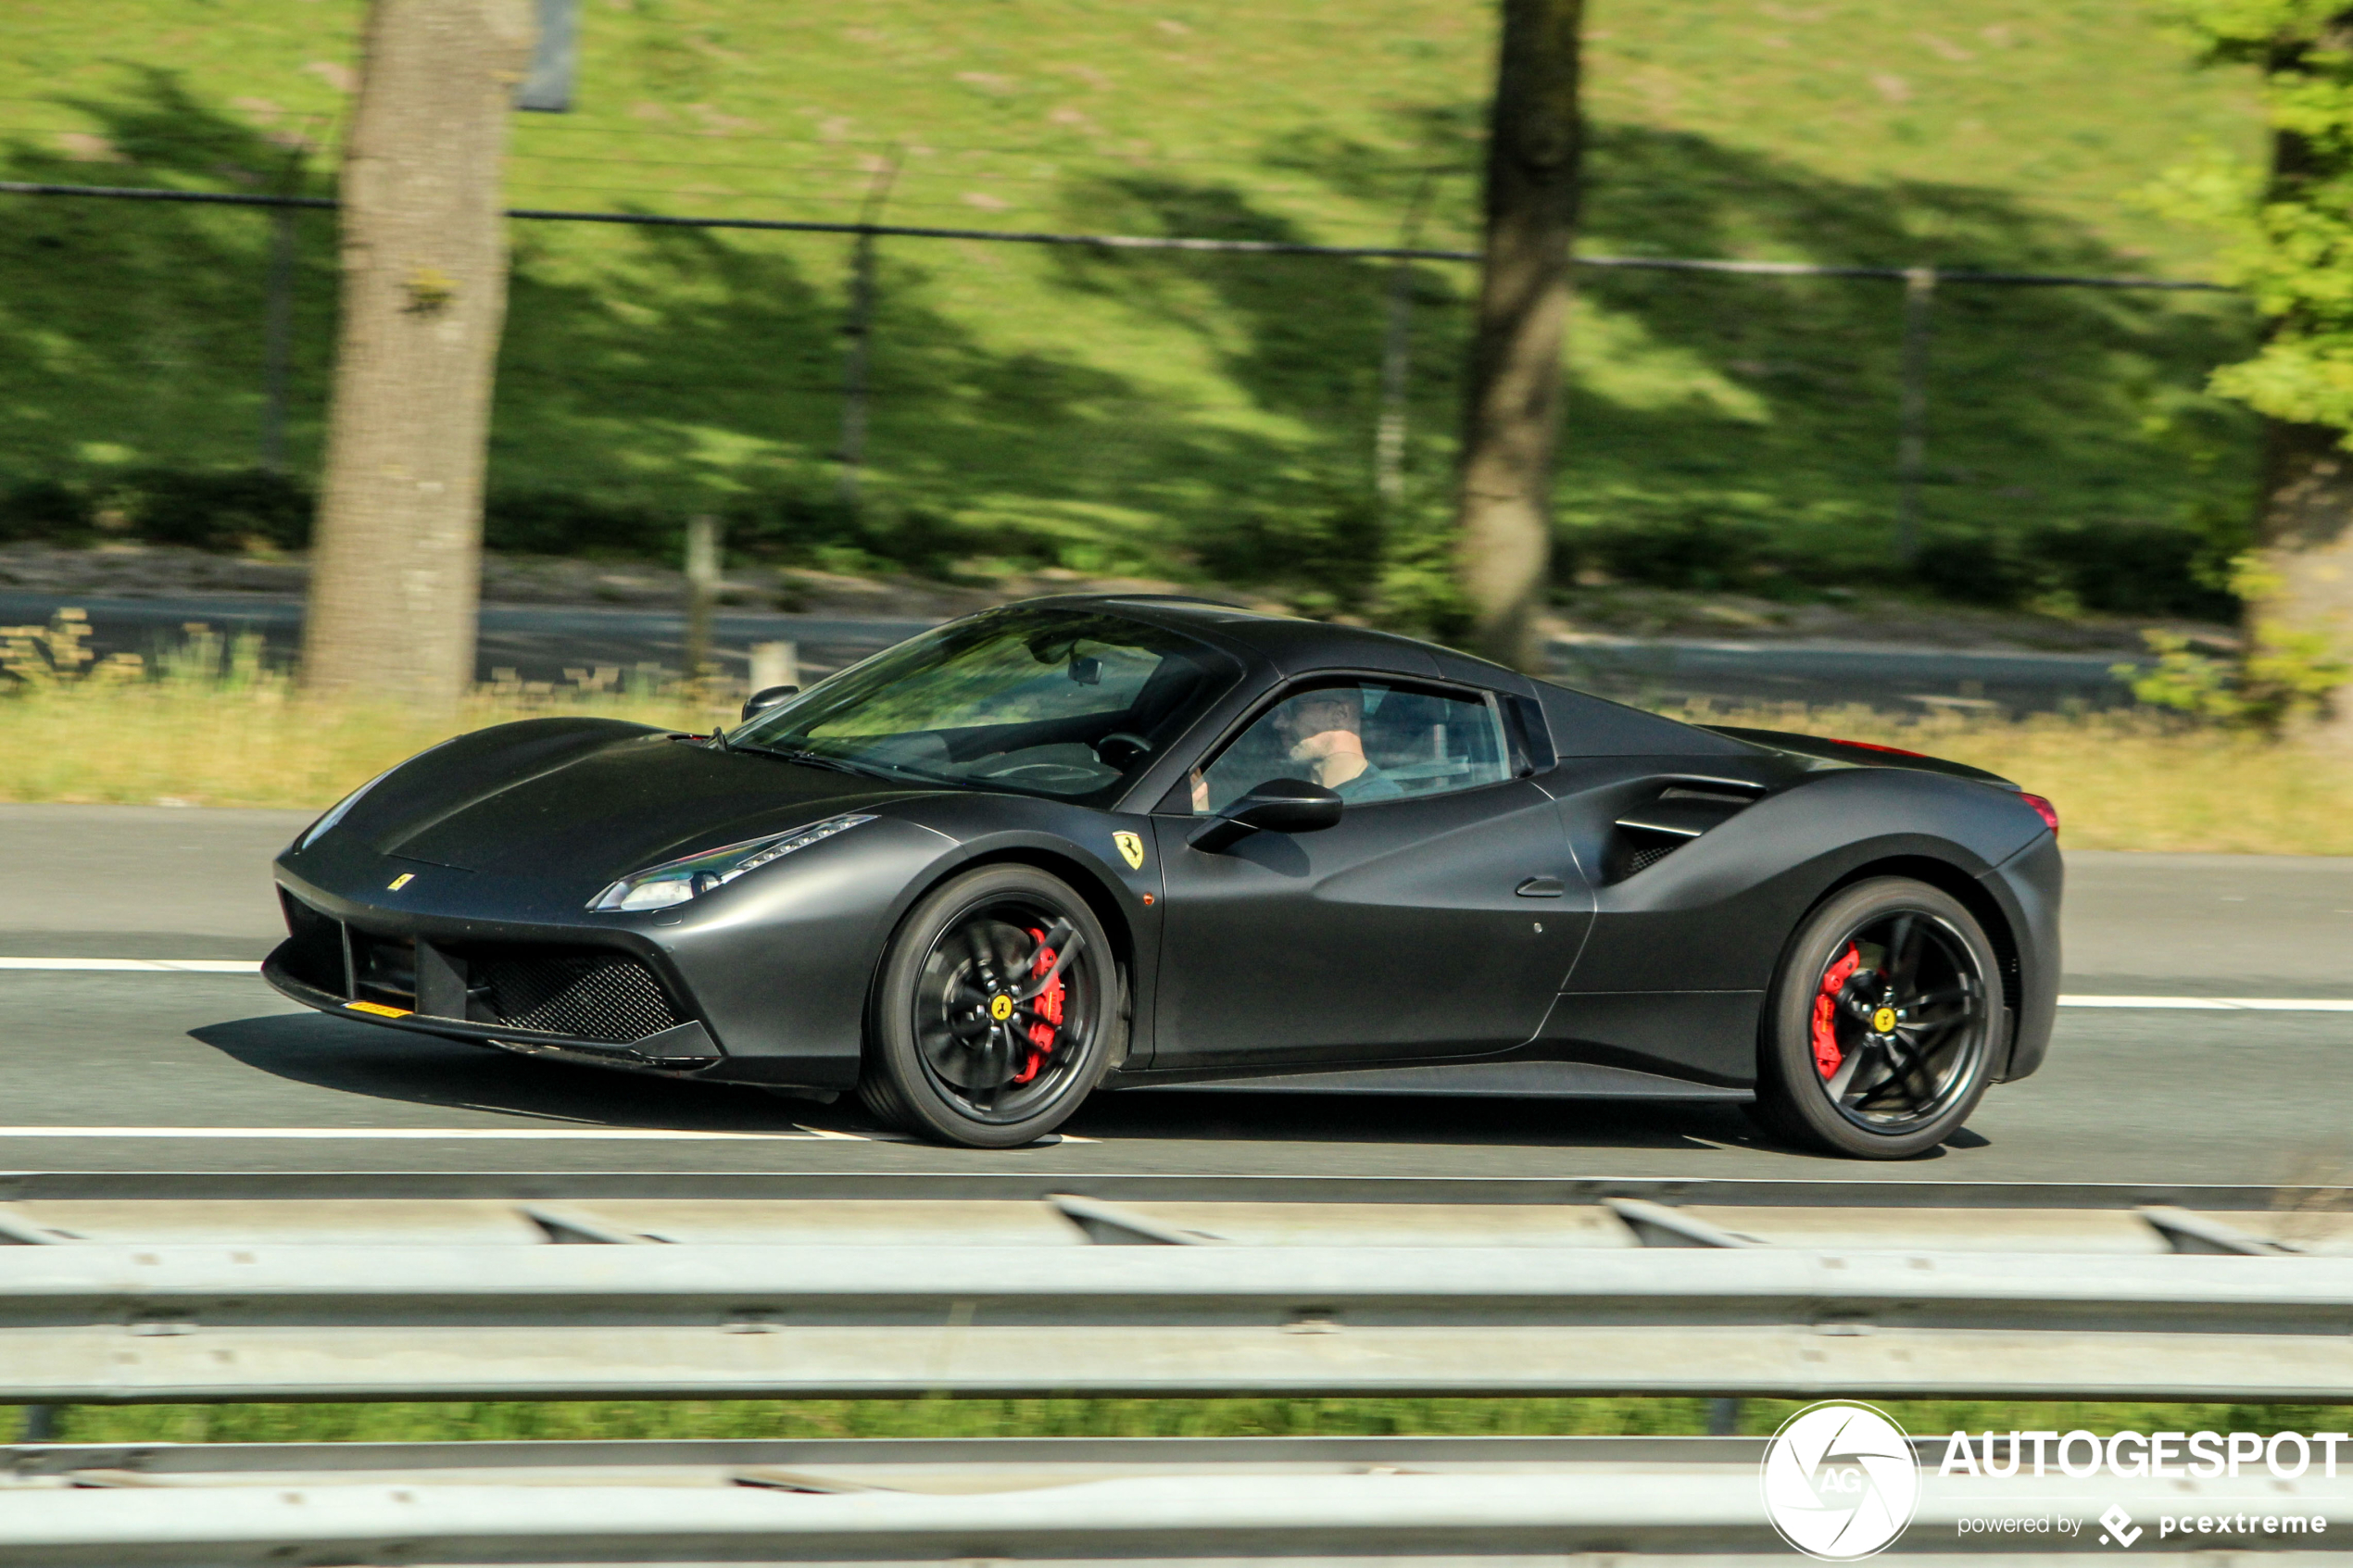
[[345, 1000, 412, 1019]]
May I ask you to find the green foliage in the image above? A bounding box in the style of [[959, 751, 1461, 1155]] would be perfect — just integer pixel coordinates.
[[2156, 3, 2353, 429], [1913, 520, 2241, 618], [483, 490, 668, 558], [2117, 554, 2351, 729], [1193, 487, 1387, 615], [109, 465, 309, 551], [0, 1, 2270, 622], [1574, 510, 1778, 595], [0, 479, 90, 543], [1566, 511, 2240, 620], [0, 468, 308, 551]]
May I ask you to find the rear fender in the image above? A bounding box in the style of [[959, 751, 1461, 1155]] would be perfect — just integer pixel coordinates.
[[1560, 765, 2046, 995]]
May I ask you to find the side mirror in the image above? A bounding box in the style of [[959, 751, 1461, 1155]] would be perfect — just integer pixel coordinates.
[[740, 684, 799, 722], [1188, 777, 1343, 853]]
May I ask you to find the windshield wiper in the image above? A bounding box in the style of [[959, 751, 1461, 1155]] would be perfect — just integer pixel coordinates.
[[737, 744, 898, 782]]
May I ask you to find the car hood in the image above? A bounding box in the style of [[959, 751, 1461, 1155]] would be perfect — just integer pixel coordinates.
[[360, 724, 927, 879]]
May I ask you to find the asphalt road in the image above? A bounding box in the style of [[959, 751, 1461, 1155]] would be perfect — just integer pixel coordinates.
[[2, 806, 2347, 1182], [0, 590, 2141, 713]]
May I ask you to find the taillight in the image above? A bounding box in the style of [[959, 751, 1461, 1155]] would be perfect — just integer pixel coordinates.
[[1831, 737, 1926, 759], [2020, 792, 2059, 836]]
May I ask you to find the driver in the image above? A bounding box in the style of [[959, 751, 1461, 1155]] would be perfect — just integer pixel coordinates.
[[1272, 687, 1403, 802]]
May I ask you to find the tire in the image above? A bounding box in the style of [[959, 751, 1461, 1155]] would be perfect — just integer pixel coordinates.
[[1750, 877, 2005, 1160], [858, 864, 1121, 1148]]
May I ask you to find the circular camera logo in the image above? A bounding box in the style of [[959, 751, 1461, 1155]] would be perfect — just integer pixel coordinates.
[[1760, 1401, 1920, 1561]]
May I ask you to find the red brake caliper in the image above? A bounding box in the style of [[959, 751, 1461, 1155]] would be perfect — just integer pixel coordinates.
[[1811, 943, 1861, 1079], [1011, 928, 1064, 1085]]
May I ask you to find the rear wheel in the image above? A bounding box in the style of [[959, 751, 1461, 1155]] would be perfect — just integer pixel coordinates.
[[859, 865, 1119, 1148], [1751, 877, 2002, 1160]]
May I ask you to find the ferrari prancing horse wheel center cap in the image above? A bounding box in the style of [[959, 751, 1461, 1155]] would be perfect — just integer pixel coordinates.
[[988, 994, 1014, 1022], [1870, 1005, 1897, 1034]]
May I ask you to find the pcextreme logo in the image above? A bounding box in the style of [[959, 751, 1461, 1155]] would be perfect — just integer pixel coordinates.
[[1761, 1402, 1922, 1561]]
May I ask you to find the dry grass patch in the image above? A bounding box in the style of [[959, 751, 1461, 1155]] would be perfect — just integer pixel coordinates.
[[0, 616, 727, 810], [2, 615, 2347, 854], [1683, 704, 2353, 856]]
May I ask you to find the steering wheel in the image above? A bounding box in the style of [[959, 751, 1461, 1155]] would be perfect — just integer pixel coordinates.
[[1093, 732, 1154, 768]]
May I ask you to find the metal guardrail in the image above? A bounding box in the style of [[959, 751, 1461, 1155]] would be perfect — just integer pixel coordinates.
[[0, 1176, 2347, 1404], [0, 1436, 2346, 1565], [7, 1244, 2349, 1403]]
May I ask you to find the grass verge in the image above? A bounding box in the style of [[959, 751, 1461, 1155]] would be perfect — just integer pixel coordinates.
[[21, 1397, 2353, 1445], [0, 0, 2264, 616], [0, 617, 729, 811], [1671, 702, 2353, 857]]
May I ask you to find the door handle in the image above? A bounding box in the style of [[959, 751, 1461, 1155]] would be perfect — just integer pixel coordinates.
[[1516, 876, 1566, 898]]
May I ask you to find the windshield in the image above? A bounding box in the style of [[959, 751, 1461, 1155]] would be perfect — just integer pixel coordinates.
[[730, 607, 1240, 802]]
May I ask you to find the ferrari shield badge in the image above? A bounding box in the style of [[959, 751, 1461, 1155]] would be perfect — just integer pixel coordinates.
[[1113, 831, 1146, 871], [386, 872, 415, 891]]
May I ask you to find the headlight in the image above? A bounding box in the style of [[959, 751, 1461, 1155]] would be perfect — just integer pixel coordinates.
[[588, 814, 875, 912]]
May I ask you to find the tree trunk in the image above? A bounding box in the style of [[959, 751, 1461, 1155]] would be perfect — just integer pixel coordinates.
[[304, 0, 535, 708], [2256, 419, 2353, 745], [1453, 0, 1582, 671]]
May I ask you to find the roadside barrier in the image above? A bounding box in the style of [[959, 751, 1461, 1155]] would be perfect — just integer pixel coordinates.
[[0, 1174, 2345, 1404], [1, 1435, 2347, 1565]]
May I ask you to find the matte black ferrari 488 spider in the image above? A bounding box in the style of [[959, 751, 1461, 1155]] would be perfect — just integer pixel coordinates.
[[266, 596, 2060, 1157]]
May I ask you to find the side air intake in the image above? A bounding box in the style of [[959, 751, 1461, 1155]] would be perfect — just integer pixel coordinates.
[[1602, 784, 1763, 883]]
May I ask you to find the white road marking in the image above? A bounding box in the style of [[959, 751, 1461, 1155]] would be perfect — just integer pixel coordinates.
[[2057, 996, 2353, 1012], [0, 958, 262, 972], [0, 1126, 824, 1140]]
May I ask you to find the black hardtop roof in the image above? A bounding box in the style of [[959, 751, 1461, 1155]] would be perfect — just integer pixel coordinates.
[[1003, 594, 1534, 690], [961, 596, 1755, 759]]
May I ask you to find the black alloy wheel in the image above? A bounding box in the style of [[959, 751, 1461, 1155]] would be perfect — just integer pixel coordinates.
[[1752, 877, 2003, 1159], [860, 864, 1121, 1147]]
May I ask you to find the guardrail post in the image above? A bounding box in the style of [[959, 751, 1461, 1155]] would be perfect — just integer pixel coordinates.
[[749, 640, 799, 695], [684, 514, 721, 682]]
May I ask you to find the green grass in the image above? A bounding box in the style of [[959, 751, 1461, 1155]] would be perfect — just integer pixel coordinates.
[[25, 1398, 2353, 1445], [0, 0, 2271, 609]]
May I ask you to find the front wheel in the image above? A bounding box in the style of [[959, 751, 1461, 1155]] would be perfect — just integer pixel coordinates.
[[859, 865, 1120, 1148], [1751, 877, 2003, 1160]]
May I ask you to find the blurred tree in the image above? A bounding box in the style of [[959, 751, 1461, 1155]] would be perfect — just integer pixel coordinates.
[[303, 0, 535, 708], [1453, 0, 1582, 671], [2161, 2, 2353, 743]]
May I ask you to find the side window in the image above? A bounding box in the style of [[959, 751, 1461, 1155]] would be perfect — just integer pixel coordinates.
[[1189, 679, 1513, 813]]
